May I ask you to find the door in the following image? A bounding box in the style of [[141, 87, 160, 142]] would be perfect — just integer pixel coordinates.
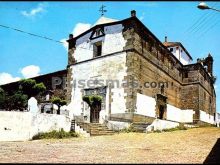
[[90, 108, 100, 123], [159, 105, 165, 119]]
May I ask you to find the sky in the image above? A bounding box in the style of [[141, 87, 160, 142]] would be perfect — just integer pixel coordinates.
[[0, 1, 219, 112]]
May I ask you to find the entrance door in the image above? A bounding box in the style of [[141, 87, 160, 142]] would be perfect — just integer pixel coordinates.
[[159, 105, 165, 119], [90, 108, 100, 123]]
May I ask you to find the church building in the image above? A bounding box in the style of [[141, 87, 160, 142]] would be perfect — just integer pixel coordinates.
[[65, 10, 216, 126]]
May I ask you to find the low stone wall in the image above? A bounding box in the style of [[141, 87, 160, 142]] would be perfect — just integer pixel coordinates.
[[199, 110, 215, 125], [107, 120, 130, 131], [146, 119, 180, 132], [0, 111, 71, 141], [133, 114, 155, 123]]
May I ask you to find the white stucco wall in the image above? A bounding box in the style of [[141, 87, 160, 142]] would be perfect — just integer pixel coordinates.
[[169, 46, 192, 65], [199, 110, 215, 124], [167, 104, 194, 123], [0, 111, 71, 141], [73, 24, 126, 63], [67, 52, 128, 122], [215, 113, 220, 127], [74, 124, 90, 137], [135, 93, 194, 123], [136, 93, 156, 118], [146, 119, 180, 132], [107, 120, 130, 131]]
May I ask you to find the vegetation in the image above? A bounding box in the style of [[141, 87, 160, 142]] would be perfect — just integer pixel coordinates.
[[119, 125, 137, 133], [8, 92, 28, 111], [82, 95, 102, 112], [51, 97, 67, 114], [19, 79, 46, 99], [0, 79, 46, 111], [32, 128, 79, 140], [0, 88, 5, 108], [154, 125, 187, 133]]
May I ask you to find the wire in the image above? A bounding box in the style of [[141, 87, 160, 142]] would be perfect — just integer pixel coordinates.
[[182, 2, 218, 42], [0, 24, 63, 44], [197, 20, 219, 39], [0, 23, 124, 58]]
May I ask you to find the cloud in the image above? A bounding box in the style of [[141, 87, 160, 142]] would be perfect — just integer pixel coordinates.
[[72, 23, 92, 37], [139, 12, 145, 21], [0, 73, 20, 85], [61, 23, 92, 51], [21, 3, 47, 18], [60, 38, 68, 51], [20, 65, 40, 78]]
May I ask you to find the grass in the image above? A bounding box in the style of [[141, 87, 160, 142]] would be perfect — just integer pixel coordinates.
[[154, 125, 188, 133], [119, 125, 138, 133], [120, 124, 188, 133], [32, 128, 79, 140]]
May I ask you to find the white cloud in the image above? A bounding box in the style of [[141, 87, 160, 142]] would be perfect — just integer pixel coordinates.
[[20, 65, 40, 78], [72, 23, 92, 37], [60, 38, 68, 51], [139, 12, 145, 21], [61, 23, 92, 51], [21, 3, 47, 18], [0, 73, 20, 85]]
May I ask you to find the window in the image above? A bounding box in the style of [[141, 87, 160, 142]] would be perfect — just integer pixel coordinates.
[[95, 28, 102, 37], [90, 27, 105, 39], [184, 72, 188, 78], [170, 48, 173, 52], [93, 41, 102, 57]]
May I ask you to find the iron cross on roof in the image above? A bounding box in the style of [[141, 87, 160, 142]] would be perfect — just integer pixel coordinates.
[[99, 5, 107, 16]]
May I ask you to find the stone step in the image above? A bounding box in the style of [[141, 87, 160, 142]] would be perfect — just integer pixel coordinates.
[[131, 123, 150, 132], [76, 122, 115, 136]]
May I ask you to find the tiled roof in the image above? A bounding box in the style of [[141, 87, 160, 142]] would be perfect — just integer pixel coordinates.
[[163, 42, 193, 60]]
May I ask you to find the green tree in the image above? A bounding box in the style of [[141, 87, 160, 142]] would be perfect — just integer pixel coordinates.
[[19, 79, 46, 99], [51, 97, 67, 115], [82, 95, 102, 112], [9, 91, 28, 111], [0, 87, 6, 109]]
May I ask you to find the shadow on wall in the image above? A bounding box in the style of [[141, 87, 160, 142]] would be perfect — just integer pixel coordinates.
[[204, 138, 220, 164]]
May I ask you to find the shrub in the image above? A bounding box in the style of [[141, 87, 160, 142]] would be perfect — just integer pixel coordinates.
[[32, 128, 79, 140], [119, 125, 138, 133], [156, 125, 187, 133]]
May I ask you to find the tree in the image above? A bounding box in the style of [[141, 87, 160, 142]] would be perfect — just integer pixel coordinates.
[[51, 97, 67, 115], [82, 95, 102, 112], [0, 79, 46, 111], [19, 79, 46, 99], [0, 87, 6, 109], [33, 82, 46, 96], [9, 91, 28, 111]]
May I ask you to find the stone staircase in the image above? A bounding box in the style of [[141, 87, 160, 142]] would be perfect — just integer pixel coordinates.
[[131, 122, 151, 132], [76, 122, 115, 136]]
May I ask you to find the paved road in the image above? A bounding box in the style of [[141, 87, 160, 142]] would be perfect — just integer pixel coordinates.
[[0, 127, 219, 163]]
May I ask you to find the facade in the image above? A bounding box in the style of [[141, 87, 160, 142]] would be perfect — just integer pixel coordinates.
[[0, 10, 216, 126], [66, 10, 216, 125]]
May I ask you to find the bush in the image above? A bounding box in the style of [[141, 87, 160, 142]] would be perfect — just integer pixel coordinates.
[[155, 125, 187, 133], [119, 125, 138, 133], [32, 129, 79, 140]]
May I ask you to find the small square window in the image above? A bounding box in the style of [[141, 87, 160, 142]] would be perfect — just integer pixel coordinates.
[[93, 41, 102, 57], [170, 48, 173, 52]]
